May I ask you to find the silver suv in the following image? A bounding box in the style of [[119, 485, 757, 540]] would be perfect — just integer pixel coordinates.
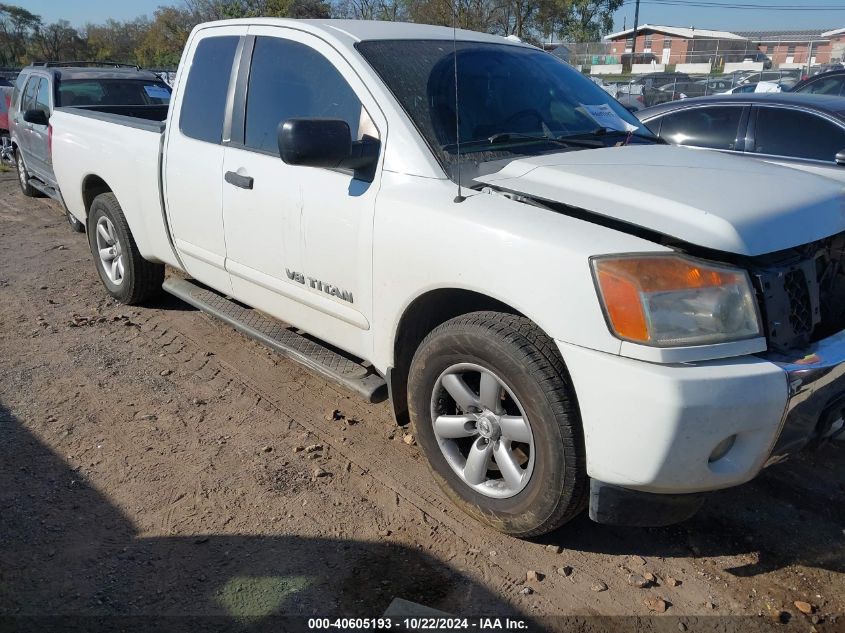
[[10, 62, 171, 230]]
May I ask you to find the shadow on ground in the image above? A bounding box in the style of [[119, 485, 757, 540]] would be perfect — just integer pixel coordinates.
[[540, 441, 845, 578], [0, 401, 526, 632]]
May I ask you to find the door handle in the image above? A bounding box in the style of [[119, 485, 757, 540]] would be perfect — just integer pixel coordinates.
[[225, 170, 253, 190]]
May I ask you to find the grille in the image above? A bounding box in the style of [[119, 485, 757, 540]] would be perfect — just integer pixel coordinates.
[[751, 232, 845, 352], [783, 269, 812, 335]]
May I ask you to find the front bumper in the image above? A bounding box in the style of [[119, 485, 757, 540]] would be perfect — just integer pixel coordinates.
[[766, 328, 845, 462], [558, 331, 845, 496]]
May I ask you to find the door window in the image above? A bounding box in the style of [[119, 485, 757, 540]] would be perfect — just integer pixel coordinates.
[[753, 107, 845, 162], [179, 35, 240, 144], [21, 77, 41, 112], [34, 77, 50, 117], [243, 35, 375, 154], [656, 106, 743, 150]]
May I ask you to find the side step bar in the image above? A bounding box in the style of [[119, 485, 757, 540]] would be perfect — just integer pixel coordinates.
[[162, 277, 387, 403], [27, 177, 63, 202]]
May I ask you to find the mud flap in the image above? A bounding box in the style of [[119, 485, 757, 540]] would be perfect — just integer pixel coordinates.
[[589, 479, 707, 527]]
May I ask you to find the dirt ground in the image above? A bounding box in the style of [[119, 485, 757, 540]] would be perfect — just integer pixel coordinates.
[[1, 172, 844, 631]]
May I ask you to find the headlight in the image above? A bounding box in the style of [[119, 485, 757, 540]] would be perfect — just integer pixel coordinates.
[[592, 254, 762, 347]]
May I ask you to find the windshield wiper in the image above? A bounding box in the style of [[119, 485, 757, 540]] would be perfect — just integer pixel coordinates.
[[441, 132, 603, 153], [561, 127, 661, 143], [487, 132, 605, 147]]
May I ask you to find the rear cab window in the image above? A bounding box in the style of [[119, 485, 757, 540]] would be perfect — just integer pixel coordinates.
[[56, 79, 171, 107]]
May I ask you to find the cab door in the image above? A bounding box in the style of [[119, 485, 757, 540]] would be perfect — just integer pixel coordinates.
[[220, 27, 386, 359], [162, 27, 243, 295]]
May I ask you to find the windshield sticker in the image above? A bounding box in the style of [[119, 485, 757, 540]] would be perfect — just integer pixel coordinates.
[[579, 104, 638, 133], [143, 85, 171, 99]]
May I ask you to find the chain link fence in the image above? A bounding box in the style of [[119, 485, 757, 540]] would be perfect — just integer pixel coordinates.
[[559, 37, 829, 76]]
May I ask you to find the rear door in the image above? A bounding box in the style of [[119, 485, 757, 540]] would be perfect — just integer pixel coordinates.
[[162, 27, 243, 295], [14, 75, 40, 162], [746, 105, 845, 182], [648, 104, 749, 154], [26, 76, 54, 183]]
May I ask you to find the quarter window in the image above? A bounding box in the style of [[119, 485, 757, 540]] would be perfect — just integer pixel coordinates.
[[656, 106, 744, 150], [179, 35, 240, 144], [753, 107, 845, 162], [243, 36, 373, 154]]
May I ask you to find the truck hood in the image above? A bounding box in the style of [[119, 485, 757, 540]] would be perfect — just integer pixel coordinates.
[[476, 145, 845, 256]]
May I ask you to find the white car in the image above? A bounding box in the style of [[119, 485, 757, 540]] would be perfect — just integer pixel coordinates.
[[725, 80, 783, 94], [49, 19, 845, 536]]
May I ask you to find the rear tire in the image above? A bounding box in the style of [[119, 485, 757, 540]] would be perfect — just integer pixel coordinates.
[[15, 148, 41, 197], [408, 311, 587, 537], [87, 192, 163, 305]]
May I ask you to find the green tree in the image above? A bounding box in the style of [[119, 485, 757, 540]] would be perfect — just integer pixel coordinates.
[[0, 3, 41, 65], [135, 7, 196, 67], [82, 17, 151, 63], [547, 0, 621, 42], [34, 19, 83, 61]]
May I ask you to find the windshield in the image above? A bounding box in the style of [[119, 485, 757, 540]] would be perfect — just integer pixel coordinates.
[[56, 78, 171, 107], [357, 39, 652, 173]]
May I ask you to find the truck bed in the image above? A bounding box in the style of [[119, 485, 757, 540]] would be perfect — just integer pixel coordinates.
[[51, 106, 179, 268], [57, 104, 168, 133]]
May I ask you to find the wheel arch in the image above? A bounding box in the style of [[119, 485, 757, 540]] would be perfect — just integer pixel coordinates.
[[81, 174, 113, 220], [389, 287, 527, 426]]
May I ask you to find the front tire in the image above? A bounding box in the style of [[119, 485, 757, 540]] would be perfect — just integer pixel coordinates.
[[408, 312, 587, 537], [87, 192, 163, 305]]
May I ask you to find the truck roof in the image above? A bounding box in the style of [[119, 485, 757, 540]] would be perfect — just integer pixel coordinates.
[[197, 18, 525, 46]]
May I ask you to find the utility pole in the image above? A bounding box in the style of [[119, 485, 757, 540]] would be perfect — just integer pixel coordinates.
[[631, 0, 641, 57], [806, 40, 815, 76]]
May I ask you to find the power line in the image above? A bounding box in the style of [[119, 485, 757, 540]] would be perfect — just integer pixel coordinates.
[[621, 0, 845, 8]]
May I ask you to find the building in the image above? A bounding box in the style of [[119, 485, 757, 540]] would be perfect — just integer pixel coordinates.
[[736, 29, 845, 65], [604, 24, 752, 65], [603, 24, 845, 68]]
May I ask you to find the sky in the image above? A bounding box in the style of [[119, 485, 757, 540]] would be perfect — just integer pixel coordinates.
[[22, 0, 845, 33]]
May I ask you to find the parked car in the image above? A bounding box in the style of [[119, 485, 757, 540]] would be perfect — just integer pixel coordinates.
[[636, 93, 845, 182], [694, 78, 735, 94], [0, 85, 13, 165], [812, 62, 843, 76], [738, 69, 801, 85], [48, 19, 845, 537], [10, 62, 171, 231], [724, 81, 784, 94], [656, 80, 722, 101], [791, 69, 845, 96], [616, 72, 692, 109]]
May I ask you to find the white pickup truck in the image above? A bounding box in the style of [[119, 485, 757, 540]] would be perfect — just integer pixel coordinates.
[[50, 18, 845, 537]]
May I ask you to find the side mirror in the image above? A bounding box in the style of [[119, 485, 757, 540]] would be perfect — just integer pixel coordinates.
[[836, 149, 845, 166], [23, 109, 49, 125], [278, 118, 379, 178]]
